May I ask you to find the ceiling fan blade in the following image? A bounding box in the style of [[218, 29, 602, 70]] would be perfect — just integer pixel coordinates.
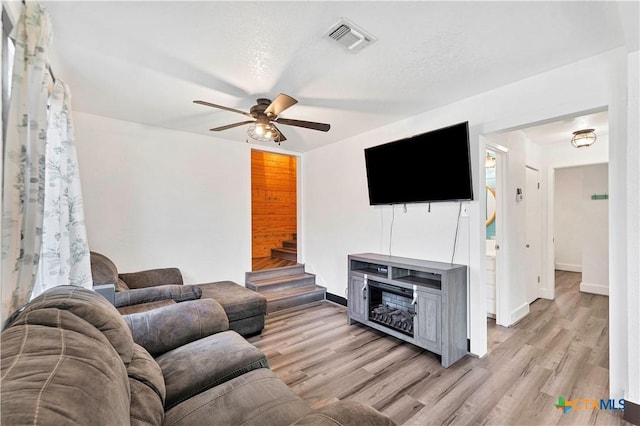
[[271, 124, 287, 142], [209, 120, 254, 131], [265, 93, 298, 117], [194, 100, 253, 118], [275, 118, 330, 132]]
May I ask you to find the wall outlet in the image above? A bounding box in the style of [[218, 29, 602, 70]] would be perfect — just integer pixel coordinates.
[[461, 204, 470, 217]]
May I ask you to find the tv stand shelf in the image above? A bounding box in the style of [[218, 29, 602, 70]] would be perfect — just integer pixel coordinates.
[[347, 253, 467, 368]]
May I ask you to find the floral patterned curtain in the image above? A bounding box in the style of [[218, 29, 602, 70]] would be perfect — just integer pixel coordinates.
[[2, 3, 92, 328], [32, 79, 92, 296]]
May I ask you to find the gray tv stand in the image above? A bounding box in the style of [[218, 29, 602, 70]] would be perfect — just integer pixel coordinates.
[[347, 253, 468, 368]]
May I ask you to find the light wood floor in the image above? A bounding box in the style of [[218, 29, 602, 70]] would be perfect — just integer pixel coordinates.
[[252, 256, 298, 271], [248, 271, 630, 425]]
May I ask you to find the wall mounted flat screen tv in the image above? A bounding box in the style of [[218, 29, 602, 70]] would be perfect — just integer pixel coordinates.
[[364, 121, 473, 205]]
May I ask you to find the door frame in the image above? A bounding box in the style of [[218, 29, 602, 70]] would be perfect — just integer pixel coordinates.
[[525, 165, 542, 304], [485, 142, 509, 326], [249, 146, 302, 267]]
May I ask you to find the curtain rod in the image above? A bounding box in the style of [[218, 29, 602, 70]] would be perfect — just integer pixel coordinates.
[[20, 0, 56, 83]]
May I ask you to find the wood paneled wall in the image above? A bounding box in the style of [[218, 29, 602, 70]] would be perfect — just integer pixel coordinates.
[[251, 150, 297, 258]]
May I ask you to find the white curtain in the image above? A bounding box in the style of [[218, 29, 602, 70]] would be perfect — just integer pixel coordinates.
[[32, 80, 92, 295], [2, 3, 92, 327]]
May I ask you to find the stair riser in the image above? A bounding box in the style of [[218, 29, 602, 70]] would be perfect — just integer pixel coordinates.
[[246, 264, 306, 282], [267, 290, 326, 314], [282, 241, 297, 249], [247, 276, 316, 294], [271, 248, 297, 261]]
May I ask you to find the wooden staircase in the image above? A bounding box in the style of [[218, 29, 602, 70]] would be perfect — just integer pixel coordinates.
[[270, 237, 298, 262], [246, 263, 326, 314]]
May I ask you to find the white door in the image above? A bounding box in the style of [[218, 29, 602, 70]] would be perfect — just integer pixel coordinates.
[[525, 166, 541, 304]]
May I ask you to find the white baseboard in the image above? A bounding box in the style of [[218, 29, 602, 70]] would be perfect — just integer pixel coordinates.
[[555, 263, 582, 272], [580, 281, 609, 296], [539, 286, 554, 300], [510, 303, 530, 326]]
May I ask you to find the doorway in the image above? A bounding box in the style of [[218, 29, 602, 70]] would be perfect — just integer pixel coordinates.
[[485, 109, 608, 329], [484, 144, 508, 326], [251, 150, 298, 271], [553, 163, 609, 296]]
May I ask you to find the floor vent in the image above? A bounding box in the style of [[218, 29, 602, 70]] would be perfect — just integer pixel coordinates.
[[324, 18, 377, 53]]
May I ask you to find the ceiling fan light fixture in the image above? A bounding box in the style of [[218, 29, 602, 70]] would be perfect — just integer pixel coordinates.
[[194, 93, 329, 146], [571, 128, 597, 148], [247, 124, 279, 143]]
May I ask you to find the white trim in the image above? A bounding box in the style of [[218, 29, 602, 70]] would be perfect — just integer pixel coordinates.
[[555, 263, 582, 272], [485, 141, 509, 327], [510, 302, 530, 326], [580, 281, 609, 296]]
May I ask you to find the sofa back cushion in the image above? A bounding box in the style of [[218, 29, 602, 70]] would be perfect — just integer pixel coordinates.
[[7, 286, 134, 364], [1, 306, 131, 425], [91, 251, 130, 291], [119, 267, 183, 289]]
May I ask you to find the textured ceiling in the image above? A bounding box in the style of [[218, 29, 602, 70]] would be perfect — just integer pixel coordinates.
[[43, 1, 633, 152], [520, 110, 609, 146]]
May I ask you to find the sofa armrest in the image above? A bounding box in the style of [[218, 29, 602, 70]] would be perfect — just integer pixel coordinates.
[[292, 401, 396, 426], [122, 299, 229, 356], [119, 267, 183, 289], [114, 284, 201, 308]]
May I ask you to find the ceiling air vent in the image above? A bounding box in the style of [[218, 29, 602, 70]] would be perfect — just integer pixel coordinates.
[[324, 18, 377, 53]]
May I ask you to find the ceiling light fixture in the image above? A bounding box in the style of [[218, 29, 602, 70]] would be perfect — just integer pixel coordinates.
[[247, 123, 280, 144], [571, 128, 597, 148]]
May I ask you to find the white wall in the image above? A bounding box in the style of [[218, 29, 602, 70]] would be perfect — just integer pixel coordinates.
[[554, 164, 609, 293], [580, 164, 609, 295], [483, 130, 531, 325], [73, 112, 253, 285], [554, 167, 587, 271], [625, 48, 639, 410], [303, 49, 622, 360]]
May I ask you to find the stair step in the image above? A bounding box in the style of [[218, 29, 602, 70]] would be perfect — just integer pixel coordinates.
[[246, 273, 316, 294], [282, 240, 297, 249], [271, 247, 297, 261], [265, 285, 326, 313], [246, 264, 306, 283]]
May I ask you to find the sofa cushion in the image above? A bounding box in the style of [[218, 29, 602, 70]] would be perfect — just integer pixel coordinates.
[[198, 281, 267, 323], [119, 268, 184, 289], [122, 299, 229, 356], [156, 330, 269, 410], [128, 343, 166, 426], [163, 368, 312, 426], [7, 286, 134, 365], [1, 308, 131, 425], [91, 251, 129, 291], [114, 284, 201, 308]]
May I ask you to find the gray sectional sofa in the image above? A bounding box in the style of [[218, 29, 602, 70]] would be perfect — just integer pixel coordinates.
[[90, 251, 268, 336], [0, 286, 396, 425]]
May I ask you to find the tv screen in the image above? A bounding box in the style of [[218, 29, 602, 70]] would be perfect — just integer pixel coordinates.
[[364, 121, 473, 205]]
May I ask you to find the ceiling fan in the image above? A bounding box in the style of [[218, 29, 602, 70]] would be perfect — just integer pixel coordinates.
[[193, 93, 330, 145]]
